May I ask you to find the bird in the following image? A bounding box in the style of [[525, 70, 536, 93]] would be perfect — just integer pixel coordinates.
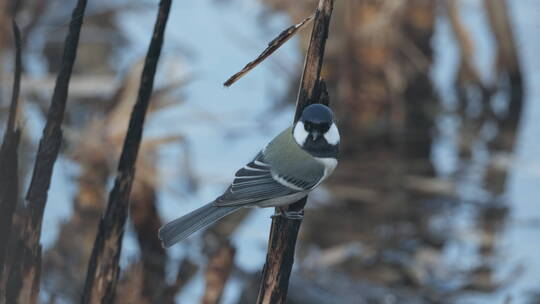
[[158, 103, 340, 248]]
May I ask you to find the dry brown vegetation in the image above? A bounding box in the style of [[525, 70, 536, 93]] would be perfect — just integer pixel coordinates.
[[0, 0, 530, 303]]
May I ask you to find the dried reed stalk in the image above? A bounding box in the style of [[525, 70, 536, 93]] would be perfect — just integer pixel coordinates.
[[0, 20, 22, 304], [81, 0, 172, 303], [257, 0, 334, 303], [3, 0, 87, 301]]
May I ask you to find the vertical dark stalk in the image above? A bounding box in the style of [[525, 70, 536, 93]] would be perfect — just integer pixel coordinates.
[[483, 0, 524, 151], [256, 0, 334, 303], [80, 1, 172, 303], [5, 20, 21, 135], [483, 0, 522, 90], [4, 0, 87, 302], [0, 20, 22, 300], [25, 0, 87, 229], [293, 0, 333, 123]]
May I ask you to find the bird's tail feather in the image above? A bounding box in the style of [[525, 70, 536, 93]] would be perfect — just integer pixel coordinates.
[[158, 202, 240, 248]]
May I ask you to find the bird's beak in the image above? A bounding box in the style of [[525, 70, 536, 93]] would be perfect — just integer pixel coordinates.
[[311, 131, 320, 141]]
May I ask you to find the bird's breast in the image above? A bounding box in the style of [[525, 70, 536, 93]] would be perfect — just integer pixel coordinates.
[[314, 157, 338, 183]]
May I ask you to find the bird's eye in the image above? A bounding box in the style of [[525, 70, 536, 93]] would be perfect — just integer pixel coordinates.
[[319, 123, 330, 133], [304, 122, 312, 132]]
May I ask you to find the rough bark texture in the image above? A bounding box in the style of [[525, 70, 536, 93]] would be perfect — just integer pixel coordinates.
[[24, 0, 87, 231], [0, 20, 22, 304], [256, 200, 306, 304], [80, 1, 172, 302], [293, 0, 333, 123], [256, 0, 334, 303], [3, 1, 87, 302]]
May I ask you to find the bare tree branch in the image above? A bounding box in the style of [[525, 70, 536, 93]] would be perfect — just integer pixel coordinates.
[[0, 20, 22, 303], [223, 14, 314, 87], [256, 0, 334, 303], [81, 1, 172, 303], [4, 0, 88, 302], [5, 19, 21, 135], [292, 0, 332, 123]]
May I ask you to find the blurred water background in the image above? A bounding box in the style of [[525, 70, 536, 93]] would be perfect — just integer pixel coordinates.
[[0, 0, 539, 303]]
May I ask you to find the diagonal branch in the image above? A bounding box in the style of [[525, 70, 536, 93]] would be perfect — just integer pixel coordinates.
[[256, 0, 334, 303], [223, 14, 314, 87], [81, 1, 172, 303]]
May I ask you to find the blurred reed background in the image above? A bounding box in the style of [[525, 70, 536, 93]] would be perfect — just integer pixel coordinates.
[[0, 0, 539, 303]]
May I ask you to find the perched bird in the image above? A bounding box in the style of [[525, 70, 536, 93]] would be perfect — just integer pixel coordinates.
[[158, 103, 340, 247]]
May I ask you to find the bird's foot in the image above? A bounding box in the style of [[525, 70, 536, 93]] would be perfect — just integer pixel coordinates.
[[272, 207, 304, 220]]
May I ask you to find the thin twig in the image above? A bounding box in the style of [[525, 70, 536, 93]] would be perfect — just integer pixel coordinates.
[[0, 20, 23, 303], [81, 1, 172, 303], [256, 0, 334, 303], [223, 14, 314, 87], [4, 0, 88, 302]]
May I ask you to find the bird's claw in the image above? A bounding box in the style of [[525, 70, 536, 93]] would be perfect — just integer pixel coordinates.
[[272, 208, 304, 220]]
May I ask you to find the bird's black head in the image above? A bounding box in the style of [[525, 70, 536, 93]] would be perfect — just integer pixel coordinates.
[[293, 104, 339, 158], [300, 104, 333, 129]]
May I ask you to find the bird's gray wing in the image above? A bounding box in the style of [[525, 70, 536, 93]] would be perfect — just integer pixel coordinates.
[[214, 152, 316, 207]]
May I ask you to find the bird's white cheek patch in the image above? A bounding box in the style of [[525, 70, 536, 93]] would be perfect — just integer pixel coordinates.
[[293, 121, 309, 146], [324, 123, 340, 145]]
